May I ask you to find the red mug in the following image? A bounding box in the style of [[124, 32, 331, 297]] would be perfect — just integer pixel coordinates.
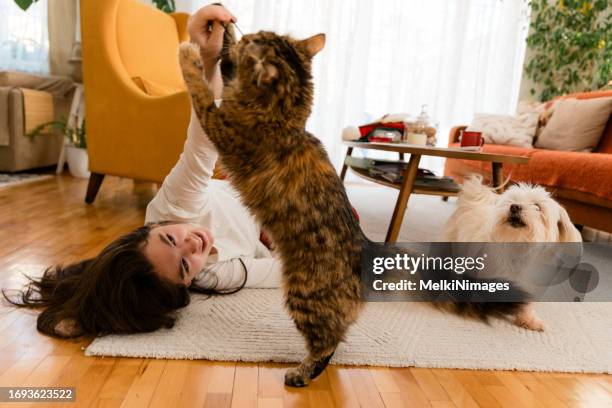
[[460, 131, 484, 148]]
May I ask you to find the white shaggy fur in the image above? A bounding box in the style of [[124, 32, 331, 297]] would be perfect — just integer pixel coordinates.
[[443, 175, 582, 243], [442, 175, 583, 331]]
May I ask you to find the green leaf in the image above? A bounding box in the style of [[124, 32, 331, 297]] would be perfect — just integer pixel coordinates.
[[14, 0, 34, 11], [152, 0, 175, 13]]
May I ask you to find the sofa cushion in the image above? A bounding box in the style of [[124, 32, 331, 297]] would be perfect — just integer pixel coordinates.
[[467, 111, 538, 148], [447, 143, 612, 202], [547, 90, 612, 153], [132, 76, 183, 96], [0, 71, 75, 97], [536, 97, 612, 151]]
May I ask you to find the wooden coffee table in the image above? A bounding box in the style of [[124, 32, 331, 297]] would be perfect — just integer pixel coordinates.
[[340, 142, 530, 243]]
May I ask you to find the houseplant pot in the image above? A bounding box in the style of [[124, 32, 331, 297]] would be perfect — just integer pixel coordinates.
[[65, 145, 90, 178], [27, 116, 88, 178]]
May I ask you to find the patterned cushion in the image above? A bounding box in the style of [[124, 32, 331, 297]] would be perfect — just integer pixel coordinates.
[[466, 107, 540, 148]]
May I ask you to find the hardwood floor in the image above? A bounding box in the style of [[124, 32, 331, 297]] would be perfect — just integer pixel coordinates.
[[0, 174, 610, 408]]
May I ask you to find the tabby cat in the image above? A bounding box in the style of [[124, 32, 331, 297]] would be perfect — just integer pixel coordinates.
[[178, 30, 529, 387]]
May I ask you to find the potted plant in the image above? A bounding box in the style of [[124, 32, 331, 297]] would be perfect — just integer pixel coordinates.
[[28, 117, 89, 178], [63, 120, 88, 178], [524, 0, 611, 101], [152, 0, 176, 12]]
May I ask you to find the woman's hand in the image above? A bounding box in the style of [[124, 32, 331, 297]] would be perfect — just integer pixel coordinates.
[[187, 4, 236, 77]]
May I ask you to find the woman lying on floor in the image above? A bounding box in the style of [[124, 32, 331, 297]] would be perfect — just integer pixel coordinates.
[[4, 4, 283, 338]]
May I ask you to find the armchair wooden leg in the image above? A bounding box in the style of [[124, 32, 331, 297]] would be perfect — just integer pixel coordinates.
[[85, 173, 105, 204], [441, 196, 449, 202]]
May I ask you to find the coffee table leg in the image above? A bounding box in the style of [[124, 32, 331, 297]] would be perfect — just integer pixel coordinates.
[[385, 154, 421, 243], [491, 162, 504, 191], [340, 147, 353, 181]]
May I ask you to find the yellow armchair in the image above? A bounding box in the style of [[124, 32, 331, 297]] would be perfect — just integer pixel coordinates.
[[80, 0, 191, 203]]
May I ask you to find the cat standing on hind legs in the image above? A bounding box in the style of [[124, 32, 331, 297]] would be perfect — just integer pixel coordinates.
[[179, 12, 534, 387], [179, 24, 366, 387]]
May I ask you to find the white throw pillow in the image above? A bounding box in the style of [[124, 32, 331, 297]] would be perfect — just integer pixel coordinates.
[[467, 107, 539, 148]]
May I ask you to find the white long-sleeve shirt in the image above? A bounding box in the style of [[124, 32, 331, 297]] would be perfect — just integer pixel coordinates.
[[145, 109, 282, 289]]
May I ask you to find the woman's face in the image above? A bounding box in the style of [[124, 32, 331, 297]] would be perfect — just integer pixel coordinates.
[[143, 223, 216, 286]]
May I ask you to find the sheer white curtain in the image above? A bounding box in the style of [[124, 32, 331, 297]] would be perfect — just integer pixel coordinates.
[[0, 0, 49, 74], [182, 1, 530, 170]]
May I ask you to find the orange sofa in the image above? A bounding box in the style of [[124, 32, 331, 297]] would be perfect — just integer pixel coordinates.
[[444, 90, 612, 233]]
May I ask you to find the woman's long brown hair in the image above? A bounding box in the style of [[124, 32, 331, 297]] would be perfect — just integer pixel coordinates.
[[1, 224, 248, 338]]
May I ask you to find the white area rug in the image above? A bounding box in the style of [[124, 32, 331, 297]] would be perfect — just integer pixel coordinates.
[[85, 185, 612, 372], [0, 173, 52, 189], [85, 289, 612, 373]]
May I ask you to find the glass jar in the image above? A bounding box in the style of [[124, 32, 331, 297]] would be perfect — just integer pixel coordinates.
[[414, 105, 438, 147]]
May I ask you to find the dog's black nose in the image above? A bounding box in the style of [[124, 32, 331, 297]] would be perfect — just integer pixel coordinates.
[[510, 204, 522, 214]]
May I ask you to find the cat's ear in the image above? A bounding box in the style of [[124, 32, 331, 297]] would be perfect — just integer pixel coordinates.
[[256, 62, 278, 87], [300, 33, 326, 57]]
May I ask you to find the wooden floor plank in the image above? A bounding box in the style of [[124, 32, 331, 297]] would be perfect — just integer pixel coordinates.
[[22, 355, 73, 387], [347, 367, 386, 408], [176, 360, 215, 408], [258, 397, 283, 408], [57, 358, 116, 408], [92, 358, 145, 408], [389, 368, 433, 408], [379, 392, 404, 408], [494, 371, 538, 406], [431, 370, 479, 408], [485, 385, 525, 408], [207, 362, 236, 396], [232, 362, 259, 408], [452, 370, 500, 408], [370, 367, 401, 394], [119, 360, 167, 408], [517, 373, 567, 408], [430, 402, 457, 408], [257, 363, 285, 399], [282, 388, 310, 408], [410, 368, 451, 402], [308, 390, 334, 408], [148, 360, 194, 408], [326, 366, 360, 408], [0, 349, 48, 387]]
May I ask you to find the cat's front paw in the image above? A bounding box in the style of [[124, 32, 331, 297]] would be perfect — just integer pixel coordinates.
[[178, 42, 204, 76], [284, 367, 309, 388]]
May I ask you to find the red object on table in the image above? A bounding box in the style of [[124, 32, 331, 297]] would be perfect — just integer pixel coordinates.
[[358, 122, 405, 138]]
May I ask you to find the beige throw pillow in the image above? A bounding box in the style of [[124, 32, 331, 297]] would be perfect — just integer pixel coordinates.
[[535, 97, 612, 151]]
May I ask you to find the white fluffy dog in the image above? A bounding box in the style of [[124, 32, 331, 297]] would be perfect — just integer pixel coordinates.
[[442, 175, 582, 331], [443, 176, 582, 243]]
